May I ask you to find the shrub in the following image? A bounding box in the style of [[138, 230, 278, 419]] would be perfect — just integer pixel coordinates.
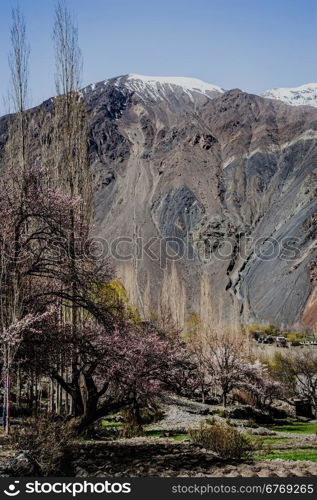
[[120, 404, 164, 437], [120, 422, 144, 438], [264, 325, 281, 336], [189, 422, 254, 460], [247, 418, 259, 428], [137, 406, 164, 424], [205, 417, 216, 426], [9, 415, 72, 476], [232, 389, 255, 406], [120, 409, 144, 438], [215, 408, 225, 418], [291, 340, 301, 347]]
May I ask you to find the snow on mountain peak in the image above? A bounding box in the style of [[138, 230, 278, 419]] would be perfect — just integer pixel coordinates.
[[84, 74, 224, 105], [103, 73, 223, 101], [262, 83, 317, 107], [126, 74, 224, 94]]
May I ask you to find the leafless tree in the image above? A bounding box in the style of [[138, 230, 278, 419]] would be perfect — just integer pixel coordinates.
[[52, 1, 91, 207], [54, 1, 81, 96], [1, 6, 30, 433], [188, 331, 253, 406], [272, 349, 317, 415], [51, 1, 92, 414], [8, 6, 30, 166]]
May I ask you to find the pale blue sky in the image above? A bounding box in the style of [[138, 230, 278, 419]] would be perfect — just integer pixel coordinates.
[[0, 0, 316, 114]]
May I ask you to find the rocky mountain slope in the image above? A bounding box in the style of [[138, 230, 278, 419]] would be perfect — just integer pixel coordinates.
[[1, 74, 317, 330]]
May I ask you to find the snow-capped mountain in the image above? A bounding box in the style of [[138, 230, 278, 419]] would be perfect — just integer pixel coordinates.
[[85, 73, 224, 102], [87, 75, 317, 109], [262, 83, 317, 107], [123, 73, 224, 97], [2, 73, 317, 330]]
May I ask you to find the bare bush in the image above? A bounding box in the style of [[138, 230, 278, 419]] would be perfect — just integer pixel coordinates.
[[9, 416, 73, 475], [189, 421, 254, 460]]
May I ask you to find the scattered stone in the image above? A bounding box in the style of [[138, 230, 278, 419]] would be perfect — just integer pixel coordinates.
[[0, 451, 42, 477], [245, 427, 276, 435], [225, 405, 273, 424], [68, 438, 317, 478]]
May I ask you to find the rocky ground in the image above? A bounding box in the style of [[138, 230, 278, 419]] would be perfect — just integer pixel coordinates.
[[145, 394, 218, 432], [70, 397, 317, 478], [0, 436, 13, 468], [70, 438, 317, 478], [1, 397, 316, 477]]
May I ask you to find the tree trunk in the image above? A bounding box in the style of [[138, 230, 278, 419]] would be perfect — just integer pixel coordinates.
[[16, 366, 22, 408], [223, 392, 227, 407]]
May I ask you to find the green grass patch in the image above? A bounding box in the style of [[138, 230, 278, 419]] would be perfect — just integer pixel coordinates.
[[146, 430, 164, 438], [101, 420, 123, 428], [271, 422, 317, 434], [255, 448, 317, 462], [171, 434, 189, 442]]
